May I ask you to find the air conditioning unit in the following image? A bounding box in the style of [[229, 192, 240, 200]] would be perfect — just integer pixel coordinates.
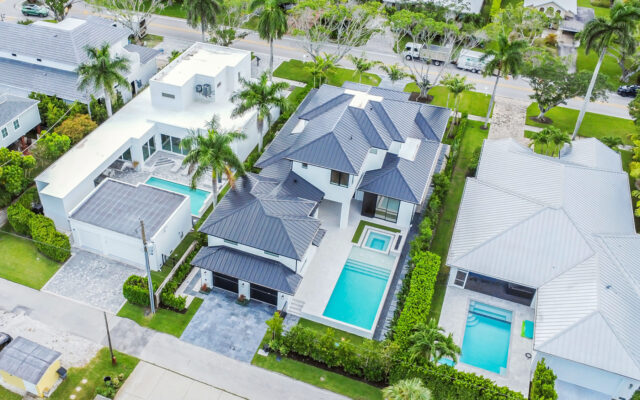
[[202, 84, 212, 97], [195, 84, 203, 93]]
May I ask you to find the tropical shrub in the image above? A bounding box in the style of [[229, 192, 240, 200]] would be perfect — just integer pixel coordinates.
[[159, 240, 201, 311], [17, 187, 40, 209], [0, 148, 36, 196], [7, 203, 35, 236], [28, 214, 71, 262], [530, 359, 558, 400], [57, 114, 97, 143], [123, 275, 151, 307], [32, 131, 71, 162]]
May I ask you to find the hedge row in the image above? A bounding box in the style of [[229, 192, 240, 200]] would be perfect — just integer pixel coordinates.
[[159, 240, 202, 311], [123, 275, 151, 307], [7, 202, 70, 262]]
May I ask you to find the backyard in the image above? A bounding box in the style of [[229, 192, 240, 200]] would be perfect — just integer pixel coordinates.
[[404, 84, 492, 117], [273, 59, 381, 87], [0, 228, 61, 290]]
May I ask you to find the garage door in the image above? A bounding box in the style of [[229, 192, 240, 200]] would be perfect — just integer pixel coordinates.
[[213, 272, 238, 293], [74, 227, 103, 254], [250, 284, 278, 305]]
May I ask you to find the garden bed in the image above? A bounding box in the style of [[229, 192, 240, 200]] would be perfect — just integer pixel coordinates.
[[351, 220, 401, 243]]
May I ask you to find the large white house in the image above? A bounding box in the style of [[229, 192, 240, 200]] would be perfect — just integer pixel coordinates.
[[446, 138, 640, 400], [36, 43, 266, 270], [0, 93, 40, 149], [0, 17, 159, 104]]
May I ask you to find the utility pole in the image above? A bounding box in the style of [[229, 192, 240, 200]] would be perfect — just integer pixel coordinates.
[[103, 312, 116, 365], [140, 219, 156, 314]]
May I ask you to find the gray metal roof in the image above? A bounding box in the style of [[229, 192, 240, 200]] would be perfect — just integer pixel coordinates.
[[70, 179, 187, 239], [0, 58, 92, 103], [341, 81, 411, 101], [124, 44, 161, 64], [199, 173, 322, 260], [256, 83, 450, 174], [191, 246, 302, 294], [0, 94, 38, 127], [312, 228, 326, 246], [0, 337, 61, 384], [0, 17, 130, 66], [358, 140, 441, 203]]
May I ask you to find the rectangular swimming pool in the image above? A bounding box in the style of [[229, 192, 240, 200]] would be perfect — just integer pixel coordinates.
[[363, 231, 393, 252], [145, 177, 211, 216], [460, 301, 512, 374]]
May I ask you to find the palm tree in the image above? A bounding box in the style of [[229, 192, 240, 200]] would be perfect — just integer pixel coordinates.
[[600, 135, 623, 150], [347, 54, 381, 84], [529, 128, 551, 155], [76, 44, 130, 117], [381, 63, 409, 89], [181, 126, 246, 207], [441, 73, 475, 134], [382, 379, 432, 400], [407, 319, 461, 366], [251, 0, 288, 72], [182, 0, 222, 42], [572, 1, 640, 139], [481, 33, 529, 129], [305, 54, 337, 88], [231, 71, 289, 152], [547, 127, 571, 157]]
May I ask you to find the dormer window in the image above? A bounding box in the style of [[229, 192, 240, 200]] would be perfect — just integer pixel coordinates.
[[291, 119, 307, 134]]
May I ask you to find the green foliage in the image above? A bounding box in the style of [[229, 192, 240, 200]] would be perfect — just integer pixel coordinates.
[[123, 275, 151, 307], [489, 0, 502, 19], [468, 147, 482, 176], [17, 187, 40, 209], [89, 96, 109, 124], [383, 378, 432, 400], [0, 148, 36, 196], [530, 359, 558, 400], [630, 93, 640, 125], [28, 93, 88, 128], [0, 190, 11, 208], [57, 114, 98, 143], [266, 311, 284, 347], [7, 203, 35, 236], [407, 320, 460, 366], [159, 240, 202, 311], [28, 214, 70, 262], [33, 131, 71, 162], [410, 218, 433, 257]]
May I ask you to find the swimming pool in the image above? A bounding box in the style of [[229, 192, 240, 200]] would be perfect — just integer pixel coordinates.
[[460, 301, 512, 374], [145, 177, 211, 216], [363, 231, 393, 252], [323, 257, 391, 330]]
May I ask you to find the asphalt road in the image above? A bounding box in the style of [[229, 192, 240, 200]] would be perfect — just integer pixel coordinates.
[[0, 0, 633, 119]]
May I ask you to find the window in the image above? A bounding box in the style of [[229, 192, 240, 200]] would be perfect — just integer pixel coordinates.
[[330, 170, 349, 187], [161, 133, 189, 155], [13, 120, 20, 130], [301, 163, 308, 169], [119, 148, 132, 161], [1, 128, 7, 138], [454, 270, 468, 287], [161, 92, 175, 99], [374, 195, 400, 223], [224, 239, 238, 246], [37, 58, 42, 62], [264, 251, 279, 257], [142, 137, 156, 160], [369, 148, 378, 154]]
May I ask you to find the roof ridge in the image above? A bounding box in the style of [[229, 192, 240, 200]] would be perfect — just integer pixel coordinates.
[[287, 131, 357, 174], [472, 177, 551, 208], [273, 216, 305, 259], [596, 236, 640, 302]]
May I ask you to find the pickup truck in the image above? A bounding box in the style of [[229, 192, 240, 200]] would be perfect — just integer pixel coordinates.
[[402, 42, 453, 66]]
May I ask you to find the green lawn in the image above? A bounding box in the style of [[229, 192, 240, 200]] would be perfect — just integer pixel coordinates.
[[0, 386, 22, 400], [252, 352, 382, 400], [351, 220, 401, 244], [404, 84, 492, 117], [428, 120, 488, 321], [298, 319, 367, 346], [575, 45, 624, 87], [142, 34, 164, 48], [525, 103, 635, 144], [500, 0, 522, 8], [273, 59, 381, 87], [0, 230, 61, 289], [50, 348, 139, 400], [577, 0, 610, 18], [117, 297, 203, 337]]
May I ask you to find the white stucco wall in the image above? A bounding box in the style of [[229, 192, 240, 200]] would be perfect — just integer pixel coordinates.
[[207, 236, 301, 271], [0, 102, 40, 148], [149, 197, 192, 267], [396, 201, 416, 227]]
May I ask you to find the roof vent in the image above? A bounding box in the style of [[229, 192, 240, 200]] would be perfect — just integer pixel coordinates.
[[291, 119, 308, 134], [606, 284, 612, 289]]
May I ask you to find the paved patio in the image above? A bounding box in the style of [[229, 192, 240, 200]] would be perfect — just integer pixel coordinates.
[[180, 288, 275, 363], [42, 250, 140, 313], [438, 285, 535, 396]]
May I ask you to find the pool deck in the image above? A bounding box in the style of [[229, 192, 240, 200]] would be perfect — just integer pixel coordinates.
[[293, 199, 408, 338], [438, 285, 535, 396]]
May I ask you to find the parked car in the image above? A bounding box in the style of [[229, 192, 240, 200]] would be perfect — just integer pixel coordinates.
[[617, 85, 639, 97], [402, 42, 452, 66], [21, 4, 49, 17], [0, 332, 12, 352]]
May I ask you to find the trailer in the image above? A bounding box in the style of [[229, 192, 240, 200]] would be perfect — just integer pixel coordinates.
[[456, 49, 492, 73], [402, 42, 453, 66]]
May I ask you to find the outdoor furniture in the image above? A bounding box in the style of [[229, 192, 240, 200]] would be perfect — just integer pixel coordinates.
[[522, 320, 534, 339], [170, 162, 181, 173]]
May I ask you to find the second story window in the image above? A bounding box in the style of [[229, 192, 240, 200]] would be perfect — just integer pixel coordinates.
[[301, 163, 308, 169], [13, 120, 20, 130], [1, 127, 7, 138], [161, 92, 175, 99], [330, 170, 349, 187]]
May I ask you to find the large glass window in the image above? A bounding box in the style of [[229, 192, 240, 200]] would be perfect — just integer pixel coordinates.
[[330, 170, 349, 187], [119, 148, 132, 161], [161, 134, 172, 151], [142, 137, 156, 160], [160, 133, 189, 155], [374, 196, 400, 223]]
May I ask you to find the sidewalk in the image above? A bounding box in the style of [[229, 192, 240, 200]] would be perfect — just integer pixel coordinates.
[[0, 278, 346, 400]]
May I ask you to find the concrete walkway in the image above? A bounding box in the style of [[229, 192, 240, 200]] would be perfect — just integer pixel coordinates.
[[488, 97, 530, 146], [0, 278, 346, 400]]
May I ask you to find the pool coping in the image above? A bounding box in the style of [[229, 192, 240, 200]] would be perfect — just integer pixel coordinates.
[[360, 227, 399, 255], [144, 175, 214, 217]]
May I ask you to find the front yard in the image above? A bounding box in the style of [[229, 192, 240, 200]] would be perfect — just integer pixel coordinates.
[[404, 84, 492, 117], [0, 228, 60, 289], [273, 59, 381, 87], [117, 298, 203, 337]]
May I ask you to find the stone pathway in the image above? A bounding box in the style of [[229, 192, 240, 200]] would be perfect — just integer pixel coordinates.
[[488, 96, 530, 145]]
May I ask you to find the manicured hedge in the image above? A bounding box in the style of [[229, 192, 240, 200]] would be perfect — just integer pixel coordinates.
[[159, 241, 202, 311], [7, 203, 34, 236], [123, 275, 151, 307], [28, 214, 71, 262]]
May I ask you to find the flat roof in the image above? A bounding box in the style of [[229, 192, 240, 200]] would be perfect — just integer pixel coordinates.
[[69, 179, 187, 238], [0, 337, 61, 384]]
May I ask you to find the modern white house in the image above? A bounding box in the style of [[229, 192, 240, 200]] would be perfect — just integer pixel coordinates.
[[192, 82, 450, 328], [0, 17, 159, 104], [36, 43, 265, 271], [446, 138, 640, 400], [0, 93, 40, 149]]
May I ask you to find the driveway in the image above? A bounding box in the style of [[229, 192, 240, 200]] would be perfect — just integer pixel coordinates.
[[42, 250, 140, 313], [180, 289, 275, 363]]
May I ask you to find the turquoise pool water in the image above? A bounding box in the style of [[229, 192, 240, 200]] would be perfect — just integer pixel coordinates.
[[145, 177, 210, 216], [323, 258, 390, 330], [460, 301, 512, 374], [364, 231, 393, 252]]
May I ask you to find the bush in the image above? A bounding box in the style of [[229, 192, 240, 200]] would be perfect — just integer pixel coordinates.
[[158, 241, 202, 311], [0, 190, 11, 208], [17, 187, 40, 209], [28, 214, 71, 262], [489, 0, 501, 18], [468, 147, 482, 176], [531, 359, 558, 400], [123, 275, 151, 307], [57, 114, 97, 144], [392, 252, 441, 348], [7, 203, 35, 236], [410, 217, 433, 257]]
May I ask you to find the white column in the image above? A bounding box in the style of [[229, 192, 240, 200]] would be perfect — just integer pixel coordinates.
[[201, 269, 213, 288], [277, 293, 290, 311], [239, 280, 250, 299], [339, 201, 350, 229]]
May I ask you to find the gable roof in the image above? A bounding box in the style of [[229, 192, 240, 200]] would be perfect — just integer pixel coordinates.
[[199, 173, 323, 260], [0, 93, 38, 127], [124, 44, 161, 64]]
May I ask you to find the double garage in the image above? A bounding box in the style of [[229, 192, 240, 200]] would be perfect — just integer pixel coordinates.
[[212, 272, 279, 305]]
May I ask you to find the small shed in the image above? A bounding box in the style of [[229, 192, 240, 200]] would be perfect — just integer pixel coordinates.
[[0, 337, 62, 398]]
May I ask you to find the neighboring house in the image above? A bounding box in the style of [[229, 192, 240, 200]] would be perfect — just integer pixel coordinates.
[[0, 17, 159, 105], [36, 43, 264, 271], [446, 138, 640, 400], [0, 337, 62, 398], [191, 82, 449, 311], [524, 0, 576, 17], [0, 93, 40, 149]]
